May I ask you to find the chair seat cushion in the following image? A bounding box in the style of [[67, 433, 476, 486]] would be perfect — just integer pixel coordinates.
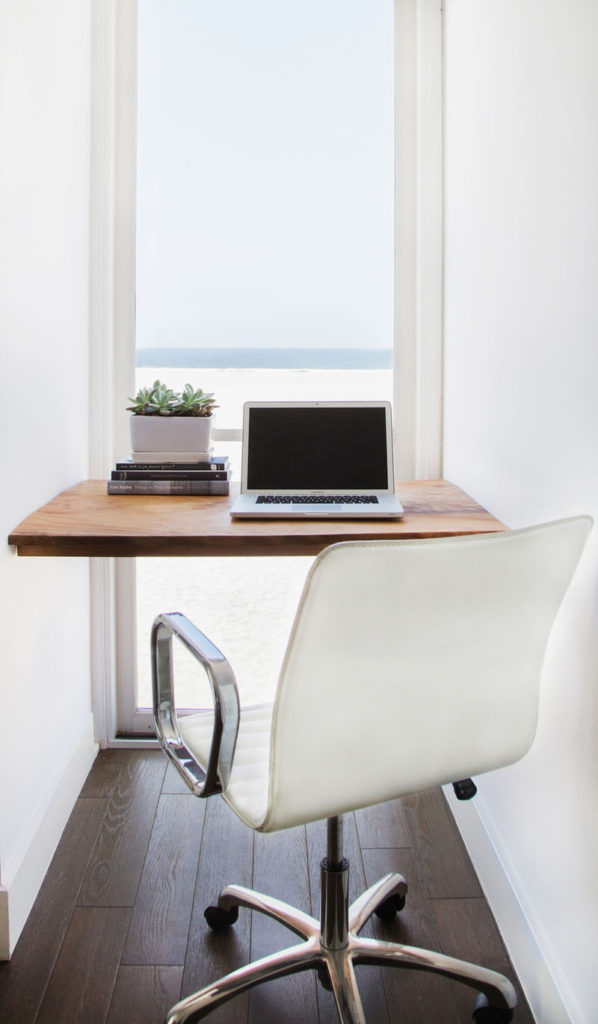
[[179, 702, 273, 828]]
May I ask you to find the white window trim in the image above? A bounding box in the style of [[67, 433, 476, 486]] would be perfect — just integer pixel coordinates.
[[88, 0, 444, 745], [89, 0, 145, 746], [394, 0, 444, 481]]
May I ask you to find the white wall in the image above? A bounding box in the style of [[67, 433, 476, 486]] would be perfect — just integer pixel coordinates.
[[443, 2, 598, 1021], [0, 0, 96, 955]]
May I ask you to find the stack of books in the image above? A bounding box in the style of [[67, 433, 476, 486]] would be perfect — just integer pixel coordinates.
[[106, 449, 231, 495]]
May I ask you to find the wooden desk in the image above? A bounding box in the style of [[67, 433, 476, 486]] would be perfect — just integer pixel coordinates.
[[8, 479, 504, 558]]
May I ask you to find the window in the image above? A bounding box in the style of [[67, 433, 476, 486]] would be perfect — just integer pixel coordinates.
[[135, 0, 395, 417]]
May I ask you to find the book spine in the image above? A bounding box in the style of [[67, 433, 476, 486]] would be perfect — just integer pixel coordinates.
[[116, 460, 229, 471], [111, 469, 229, 480], [107, 480, 230, 495]]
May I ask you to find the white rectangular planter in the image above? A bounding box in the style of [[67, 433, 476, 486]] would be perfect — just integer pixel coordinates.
[[129, 415, 213, 453]]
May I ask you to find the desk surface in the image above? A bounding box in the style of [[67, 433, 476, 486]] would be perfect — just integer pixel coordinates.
[[8, 479, 505, 557]]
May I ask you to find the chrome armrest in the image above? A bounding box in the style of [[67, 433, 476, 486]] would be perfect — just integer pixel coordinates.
[[151, 612, 240, 798]]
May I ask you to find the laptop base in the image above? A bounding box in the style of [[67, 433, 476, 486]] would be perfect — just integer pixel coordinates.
[[230, 495, 404, 519]]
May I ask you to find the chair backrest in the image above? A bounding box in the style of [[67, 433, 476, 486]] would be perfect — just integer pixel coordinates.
[[261, 517, 592, 832]]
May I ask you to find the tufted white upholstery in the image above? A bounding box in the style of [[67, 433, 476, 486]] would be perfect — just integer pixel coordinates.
[[178, 516, 592, 834], [179, 702, 273, 828]]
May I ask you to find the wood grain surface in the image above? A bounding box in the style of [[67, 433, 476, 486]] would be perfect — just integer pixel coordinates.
[[0, 751, 534, 1024], [8, 479, 505, 557]]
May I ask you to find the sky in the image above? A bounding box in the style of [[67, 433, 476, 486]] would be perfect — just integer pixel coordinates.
[[136, 0, 395, 351]]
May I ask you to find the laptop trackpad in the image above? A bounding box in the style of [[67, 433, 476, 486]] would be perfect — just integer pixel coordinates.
[[291, 503, 342, 514]]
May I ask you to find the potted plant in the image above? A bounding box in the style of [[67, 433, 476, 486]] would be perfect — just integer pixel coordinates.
[[127, 379, 218, 452]]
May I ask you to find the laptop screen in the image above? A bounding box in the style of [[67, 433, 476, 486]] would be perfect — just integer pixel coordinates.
[[244, 403, 391, 491]]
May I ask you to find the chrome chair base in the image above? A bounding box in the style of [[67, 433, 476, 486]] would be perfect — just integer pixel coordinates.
[[164, 862, 517, 1024]]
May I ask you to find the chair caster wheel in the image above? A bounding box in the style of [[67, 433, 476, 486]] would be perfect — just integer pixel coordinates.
[[374, 892, 407, 921], [204, 904, 239, 931], [472, 993, 514, 1022], [317, 967, 332, 991]]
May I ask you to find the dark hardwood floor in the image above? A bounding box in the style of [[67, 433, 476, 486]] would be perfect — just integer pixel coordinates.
[[0, 750, 534, 1024]]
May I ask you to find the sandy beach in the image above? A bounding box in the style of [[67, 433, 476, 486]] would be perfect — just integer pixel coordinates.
[[134, 366, 392, 707], [135, 365, 392, 445]]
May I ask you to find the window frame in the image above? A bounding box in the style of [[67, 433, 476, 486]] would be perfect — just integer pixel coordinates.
[[89, 0, 443, 745]]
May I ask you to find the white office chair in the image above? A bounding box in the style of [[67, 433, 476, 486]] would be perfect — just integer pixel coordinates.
[[152, 517, 591, 1024]]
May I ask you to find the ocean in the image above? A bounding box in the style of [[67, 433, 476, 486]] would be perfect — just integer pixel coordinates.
[[136, 347, 392, 370]]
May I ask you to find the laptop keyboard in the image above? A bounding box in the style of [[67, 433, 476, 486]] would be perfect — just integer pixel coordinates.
[[256, 495, 379, 505]]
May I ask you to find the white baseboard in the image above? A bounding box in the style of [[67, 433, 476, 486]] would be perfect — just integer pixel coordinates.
[[444, 785, 571, 1024], [0, 713, 97, 959], [0, 888, 7, 958]]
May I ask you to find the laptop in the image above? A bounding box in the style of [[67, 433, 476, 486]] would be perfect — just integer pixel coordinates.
[[230, 401, 404, 519]]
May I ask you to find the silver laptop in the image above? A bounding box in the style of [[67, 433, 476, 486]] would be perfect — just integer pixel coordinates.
[[230, 401, 404, 519]]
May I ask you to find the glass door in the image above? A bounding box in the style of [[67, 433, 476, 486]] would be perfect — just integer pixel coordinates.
[[118, 0, 395, 734]]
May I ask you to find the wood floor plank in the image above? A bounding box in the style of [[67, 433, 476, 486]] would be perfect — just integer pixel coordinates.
[[181, 797, 254, 1024], [400, 788, 483, 899], [78, 752, 167, 907], [362, 847, 462, 1024], [0, 797, 107, 1024], [35, 907, 131, 1024], [79, 749, 130, 799], [354, 797, 410, 850], [122, 793, 206, 965], [161, 761, 192, 795], [432, 897, 535, 1024], [249, 825, 319, 1024], [106, 966, 183, 1024]]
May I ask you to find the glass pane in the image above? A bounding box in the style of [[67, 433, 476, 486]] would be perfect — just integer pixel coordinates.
[[136, 0, 395, 404], [134, 0, 394, 714], [137, 556, 312, 708]]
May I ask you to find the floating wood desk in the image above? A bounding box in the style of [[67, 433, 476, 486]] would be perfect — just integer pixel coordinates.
[[8, 479, 505, 558]]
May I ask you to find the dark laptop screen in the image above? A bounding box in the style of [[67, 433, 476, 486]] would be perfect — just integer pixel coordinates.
[[246, 406, 389, 490]]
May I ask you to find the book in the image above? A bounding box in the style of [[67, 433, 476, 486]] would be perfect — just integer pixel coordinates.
[[116, 457, 229, 471], [107, 479, 230, 495], [111, 468, 230, 481], [129, 449, 216, 464]]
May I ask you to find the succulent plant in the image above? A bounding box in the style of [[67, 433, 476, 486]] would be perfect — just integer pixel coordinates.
[[149, 380, 178, 415], [126, 384, 156, 415], [175, 383, 218, 417], [127, 380, 218, 417]]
